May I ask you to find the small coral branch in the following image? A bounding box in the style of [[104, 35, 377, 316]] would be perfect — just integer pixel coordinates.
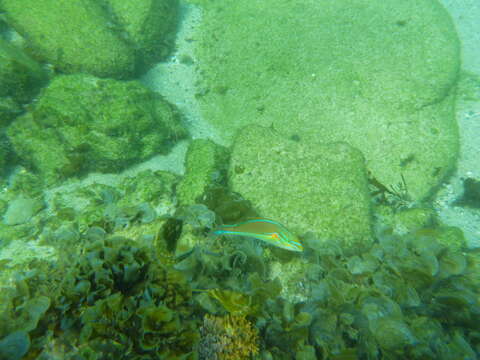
[[198, 314, 259, 360]]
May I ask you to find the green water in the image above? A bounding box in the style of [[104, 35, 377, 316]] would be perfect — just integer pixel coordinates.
[[0, 0, 479, 359]]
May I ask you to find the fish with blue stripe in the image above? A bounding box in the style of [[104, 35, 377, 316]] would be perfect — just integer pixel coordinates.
[[211, 218, 303, 252]]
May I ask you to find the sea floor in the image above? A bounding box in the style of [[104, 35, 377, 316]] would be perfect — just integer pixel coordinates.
[[435, 0, 480, 246], [4, 1, 477, 249], [138, 1, 480, 247]]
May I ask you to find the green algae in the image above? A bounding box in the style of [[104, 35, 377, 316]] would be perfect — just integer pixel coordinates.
[[1, 177, 479, 359], [7, 74, 187, 185], [177, 139, 229, 206]]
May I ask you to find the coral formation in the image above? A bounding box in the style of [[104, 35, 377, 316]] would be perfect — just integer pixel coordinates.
[[198, 314, 259, 360]]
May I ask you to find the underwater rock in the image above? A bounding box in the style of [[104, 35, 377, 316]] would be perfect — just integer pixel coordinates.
[[0, 97, 21, 127], [7, 75, 188, 184], [0, 38, 46, 105], [230, 125, 372, 254], [194, 0, 460, 201], [177, 139, 229, 206], [201, 186, 257, 224], [454, 177, 480, 208], [415, 226, 467, 253], [104, 0, 179, 70], [1, 0, 178, 78], [1, 0, 135, 78]]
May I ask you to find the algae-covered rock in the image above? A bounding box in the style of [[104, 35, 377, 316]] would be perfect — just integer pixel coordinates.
[[454, 177, 480, 208], [177, 139, 229, 206], [116, 169, 179, 216], [0, 134, 10, 175], [0, 0, 135, 78], [230, 125, 372, 254], [194, 0, 460, 201], [0, 38, 45, 174], [0, 38, 46, 104], [7, 74, 188, 184], [1, 0, 178, 78], [104, 0, 179, 70], [0, 97, 21, 126]]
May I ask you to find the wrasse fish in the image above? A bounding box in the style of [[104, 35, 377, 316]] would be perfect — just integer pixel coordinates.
[[211, 218, 303, 252]]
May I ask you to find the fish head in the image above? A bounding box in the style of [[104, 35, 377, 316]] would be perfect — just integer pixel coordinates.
[[270, 232, 304, 252]]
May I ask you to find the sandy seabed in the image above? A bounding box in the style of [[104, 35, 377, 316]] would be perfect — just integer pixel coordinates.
[[46, 0, 480, 247]]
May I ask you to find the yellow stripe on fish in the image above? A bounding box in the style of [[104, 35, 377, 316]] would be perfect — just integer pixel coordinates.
[[211, 218, 303, 252]]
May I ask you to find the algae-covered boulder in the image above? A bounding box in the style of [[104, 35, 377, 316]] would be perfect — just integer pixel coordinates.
[[0, 97, 21, 127], [0, 0, 135, 78], [177, 139, 229, 205], [0, 0, 178, 78], [7, 74, 188, 185], [0, 38, 46, 105], [194, 0, 460, 201], [0, 39, 44, 173], [229, 126, 372, 254], [0, 133, 11, 175], [104, 0, 179, 70]]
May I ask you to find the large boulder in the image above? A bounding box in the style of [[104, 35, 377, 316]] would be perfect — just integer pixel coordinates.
[[194, 0, 461, 201], [0, 38, 47, 174], [7, 74, 188, 185], [177, 139, 229, 206], [0, 0, 178, 78], [229, 125, 373, 254], [104, 0, 178, 70], [0, 38, 46, 105]]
